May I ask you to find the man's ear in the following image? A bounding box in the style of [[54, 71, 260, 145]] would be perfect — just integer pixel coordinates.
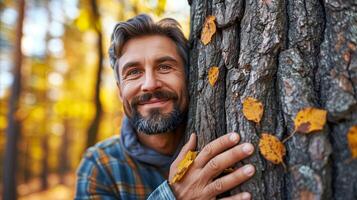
[[116, 82, 123, 101]]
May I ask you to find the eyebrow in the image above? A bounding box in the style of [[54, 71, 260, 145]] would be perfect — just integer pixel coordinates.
[[154, 56, 178, 64], [121, 61, 141, 75], [121, 56, 179, 75]]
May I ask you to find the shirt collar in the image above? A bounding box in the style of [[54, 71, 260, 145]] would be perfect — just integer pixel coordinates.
[[119, 117, 183, 169]]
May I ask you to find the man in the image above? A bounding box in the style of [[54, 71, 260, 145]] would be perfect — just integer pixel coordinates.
[[75, 14, 255, 200]]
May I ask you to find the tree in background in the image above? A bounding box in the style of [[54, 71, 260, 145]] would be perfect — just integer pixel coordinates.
[[3, 0, 25, 199], [0, 0, 181, 198], [85, 0, 104, 149], [187, 0, 356, 199]]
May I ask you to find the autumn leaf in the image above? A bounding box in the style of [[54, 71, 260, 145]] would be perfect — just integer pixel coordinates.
[[259, 133, 286, 165], [201, 15, 216, 45], [208, 66, 219, 86], [223, 167, 234, 174], [171, 150, 198, 184], [294, 107, 327, 134], [242, 97, 264, 123], [347, 125, 357, 159]]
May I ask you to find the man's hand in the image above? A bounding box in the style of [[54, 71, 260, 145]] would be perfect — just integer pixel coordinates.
[[169, 133, 255, 200]]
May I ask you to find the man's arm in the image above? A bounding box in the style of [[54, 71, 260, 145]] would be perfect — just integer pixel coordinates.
[[168, 132, 255, 200]]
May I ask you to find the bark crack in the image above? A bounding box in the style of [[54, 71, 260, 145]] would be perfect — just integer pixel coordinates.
[[284, 0, 290, 49], [314, 0, 327, 107]]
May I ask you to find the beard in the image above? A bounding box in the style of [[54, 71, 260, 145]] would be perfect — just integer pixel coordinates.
[[127, 90, 186, 135]]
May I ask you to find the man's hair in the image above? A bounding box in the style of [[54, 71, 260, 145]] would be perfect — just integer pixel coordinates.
[[108, 14, 189, 82]]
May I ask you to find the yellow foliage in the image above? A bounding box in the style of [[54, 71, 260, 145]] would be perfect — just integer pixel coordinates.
[[223, 167, 234, 173], [29, 107, 45, 121], [31, 145, 44, 160], [75, 9, 92, 31], [208, 66, 219, 86], [242, 97, 264, 123], [0, 115, 7, 129], [171, 151, 198, 184], [155, 0, 167, 16], [259, 133, 286, 165], [347, 125, 357, 159], [201, 15, 216, 45], [294, 107, 327, 134], [54, 99, 94, 119]]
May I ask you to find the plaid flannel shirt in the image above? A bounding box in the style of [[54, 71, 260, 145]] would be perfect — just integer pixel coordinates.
[[75, 136, 176, 200]]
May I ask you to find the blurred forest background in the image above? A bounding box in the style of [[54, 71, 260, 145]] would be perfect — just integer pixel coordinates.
[[0, 0, 189, 199]]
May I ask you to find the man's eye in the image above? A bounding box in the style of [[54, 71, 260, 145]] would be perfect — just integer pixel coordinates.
[[126, 69, 142, 77], [158, 64, 172, 71]]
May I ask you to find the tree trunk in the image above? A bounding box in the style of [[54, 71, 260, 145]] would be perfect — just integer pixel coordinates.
[[3, 0, 25, 199], [40, 134, 49, 189], [187, 0, 357, 199], [86, 0, 104, 148], [59, 119, 70, 184], [22, 140, 31, 183]]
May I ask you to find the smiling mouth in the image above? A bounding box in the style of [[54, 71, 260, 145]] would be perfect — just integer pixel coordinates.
[[138, 98, 170, 106]]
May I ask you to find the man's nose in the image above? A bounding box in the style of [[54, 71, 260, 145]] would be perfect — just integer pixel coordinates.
[[141, 71, 162, 92]]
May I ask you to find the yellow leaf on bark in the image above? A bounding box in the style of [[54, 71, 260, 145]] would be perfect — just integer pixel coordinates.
[[294, 107, 327, 134], [201, 15, 216, 45], [208, 66, 219, 86], [242, 97, 264, 123], [171, 151, 198, 184], [259, 133, 286, 164], [347, 125, 357, 158], [223, 167, 234, 174]]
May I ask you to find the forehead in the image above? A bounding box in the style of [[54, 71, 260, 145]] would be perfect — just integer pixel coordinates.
[[118, 35, 182, 69]]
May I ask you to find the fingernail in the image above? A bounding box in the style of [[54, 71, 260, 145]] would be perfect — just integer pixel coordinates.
[[243, 165, 255, 176], [242, 192, 251, 200], [190, 133, 195, 139], [229, 132, 238, 142], [242, 144, 254, 154]]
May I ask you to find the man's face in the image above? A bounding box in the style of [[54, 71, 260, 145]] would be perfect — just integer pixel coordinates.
[[117, 35, 188, 134]]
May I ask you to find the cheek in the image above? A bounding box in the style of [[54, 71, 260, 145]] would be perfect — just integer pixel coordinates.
[[120, 82, 139, 114], [122, 100, 132, 117], [168, 76, 188, 108], [121, 80, 139, 100]]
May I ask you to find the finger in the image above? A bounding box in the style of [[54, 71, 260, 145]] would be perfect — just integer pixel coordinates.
[[204, 164, 255, 198], [219, 192, 251, 200], [171, 133, 197, 168], [195, 132, 240, 168], [201, 143, 254, 178]]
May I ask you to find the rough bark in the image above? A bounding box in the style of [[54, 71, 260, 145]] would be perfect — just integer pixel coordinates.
[[187, 0, 357, 199], [2, 0, 25, 199], [316, 1, 357, 200]]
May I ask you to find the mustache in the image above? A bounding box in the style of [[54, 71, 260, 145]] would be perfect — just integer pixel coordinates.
[[131, 90, 178, 107]]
